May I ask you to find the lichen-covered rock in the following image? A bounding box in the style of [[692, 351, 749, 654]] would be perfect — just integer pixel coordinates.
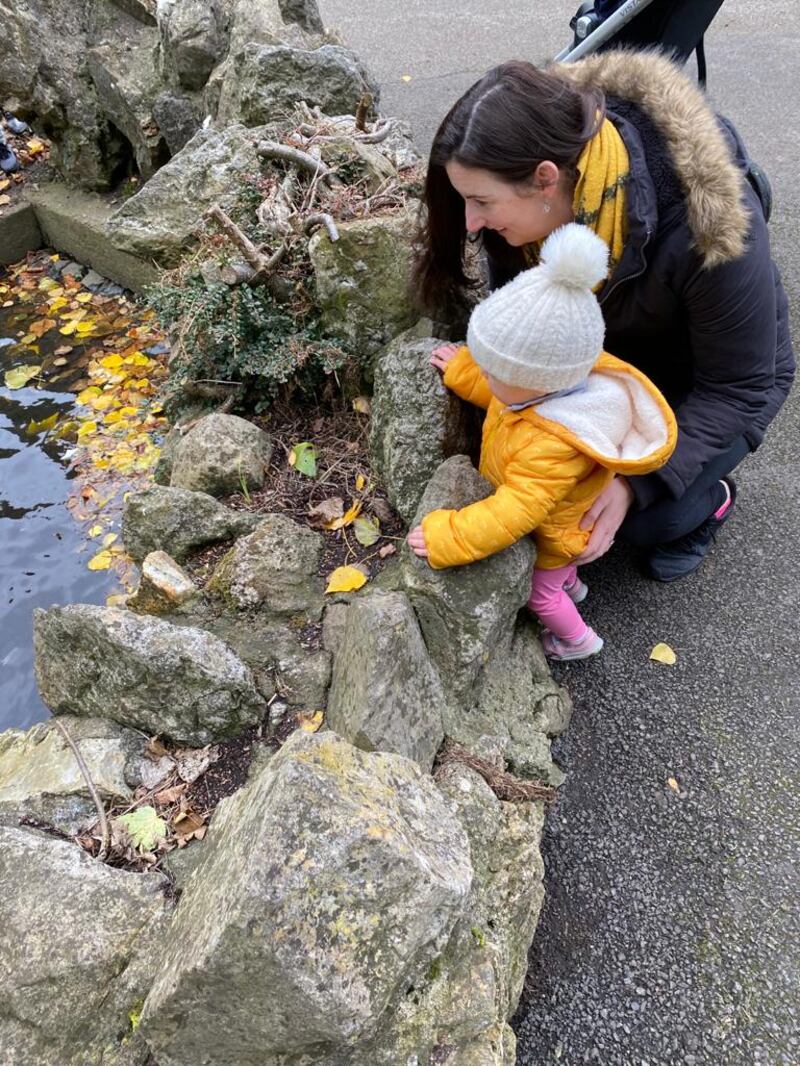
[[402, 457, 534, 702], [33, 605, 265, 745], [151, 89, 202, 154], [370, 325, 476, 522], [327, 590, 446, 771], [335, 765, 544, 1066], [168, 412, 273, 496], [0, 716, 145, 836], [140, 730, 472, 1064], [223, 42, 377, 127], [0, 826, 172, 1066], [157, 0, 226, 91], [449, 616, 571, 786], [122, 484, 260, 562], [106, 124, 266, 264], [207, 513, 324, 619], [309, 211, 420, 361], [127, 550, 198, 614]]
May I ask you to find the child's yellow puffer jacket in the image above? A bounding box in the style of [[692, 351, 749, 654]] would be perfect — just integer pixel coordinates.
[[421, 346, 677, 569]]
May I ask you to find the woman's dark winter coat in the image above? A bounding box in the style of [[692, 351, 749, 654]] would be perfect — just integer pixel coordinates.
[[544, 53, 793, 508]]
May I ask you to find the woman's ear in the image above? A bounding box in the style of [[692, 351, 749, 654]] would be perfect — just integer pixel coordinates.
[[533, 160, 561, 197]]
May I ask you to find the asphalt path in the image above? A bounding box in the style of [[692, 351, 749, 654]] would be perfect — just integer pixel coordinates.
[[318, 2, 800, 1062]]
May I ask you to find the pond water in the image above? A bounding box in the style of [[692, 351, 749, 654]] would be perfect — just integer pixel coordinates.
[[0, 254, 167, 732]]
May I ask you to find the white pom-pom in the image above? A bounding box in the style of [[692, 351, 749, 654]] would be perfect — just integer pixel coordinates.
[[538, 223, 609, 290]]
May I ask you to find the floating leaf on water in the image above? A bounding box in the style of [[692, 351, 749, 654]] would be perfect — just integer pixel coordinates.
[[115, 806, 167, 852], [650, 642, 677, 665], [325, 565, 368, 594], [353, 514, 381, 546], [76, 420, 97, 439], [288, 441, 317, 477], [26, 412, 59, 436], [102, 532, 118, 547], [4, 364, 41, 389], [87, 549, 113, 570], [52, 357, 68, 367], [88, 524, 104, 537], [76, 386, 102, 404]]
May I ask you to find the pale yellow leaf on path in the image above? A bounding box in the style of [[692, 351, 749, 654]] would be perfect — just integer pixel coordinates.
[[401, 74, 412, 82], [650, 642, 677, 665], [667, 777, 680, 793], [325, 565, 368, 594]]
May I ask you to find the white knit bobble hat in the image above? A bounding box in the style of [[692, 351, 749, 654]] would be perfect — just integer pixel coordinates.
[[467, 223, 609, 392]]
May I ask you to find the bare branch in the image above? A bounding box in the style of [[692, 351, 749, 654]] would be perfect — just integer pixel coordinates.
[[257, 140, 341, 186], [53, 718, 111, 861], [356, 120, 393, 144], [304, 212, 340, 242], [205, 203, 267, 275]]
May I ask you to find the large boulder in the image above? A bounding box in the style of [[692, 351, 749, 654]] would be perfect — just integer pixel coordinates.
[[0, 716, 146, 836], [207, 513, 324, 619], [169, 412, 273, 496], [33, 605, 266, 745], [157, 0, 227, 91], [0, 826, 172, 1066], [309, 211, 420, 363], [122, 483, 260, 563], [369, 324, 476, 522], [449, 617, 572, 786], [106, 124, 265, 264], [140, 730, 472, 1064], [326, 589, 446, 772], [226, 42, 377, 126], [402, 457, 534, 702]]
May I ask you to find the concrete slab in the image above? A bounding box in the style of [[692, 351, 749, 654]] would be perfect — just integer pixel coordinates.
[[25, 183, 159, 293], [0, 202, 43, 265]]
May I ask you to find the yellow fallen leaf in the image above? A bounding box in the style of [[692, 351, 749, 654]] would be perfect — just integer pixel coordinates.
[[59, 321, 79, 336], [352, 396, 371, 415], [106, 593, 129, 607], [401, 74, 412, 82], [26, 413, 59, 435], [20, 333, 37, 345], [87, 549, 113, 571], [4, 364, 41, 389], [355, 473, 366, 491], [325, 565, 368, 594], [76, 420, 98, 439], [100, 354, 124, 369], [102, 532, 118, 547], [88, 524, 104, 537], [650, 642, 677, 665], [26, 138, 45, 156], [76, 386, 102, 404], [75, 292, 93, 304], [324, 500, 362, 531], [89, 394, 116, 411], [667, 777, 680, 793], [48, 297, 69, 312], [298, 710, 324, 733]]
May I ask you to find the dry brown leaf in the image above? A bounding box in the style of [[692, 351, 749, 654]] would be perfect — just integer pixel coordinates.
[[307, 496, 344, 528], [145, 736, 170, 759], [154, 783, 188, 806]]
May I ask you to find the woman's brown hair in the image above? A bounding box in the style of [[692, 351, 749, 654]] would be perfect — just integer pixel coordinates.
[[414, 61, 605, 315]]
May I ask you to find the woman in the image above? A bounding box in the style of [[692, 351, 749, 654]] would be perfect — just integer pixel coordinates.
[[414, 50, 794, 580]]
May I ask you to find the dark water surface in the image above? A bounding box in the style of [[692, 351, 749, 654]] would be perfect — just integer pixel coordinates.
[[0, 321, 119, 731]]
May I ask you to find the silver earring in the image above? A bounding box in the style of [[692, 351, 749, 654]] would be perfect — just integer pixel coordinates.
[[543, 202, 551, 214]]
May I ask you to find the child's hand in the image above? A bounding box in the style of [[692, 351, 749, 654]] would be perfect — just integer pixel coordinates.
[[430, 343, 460, 373], [407, 524, 429, 558]]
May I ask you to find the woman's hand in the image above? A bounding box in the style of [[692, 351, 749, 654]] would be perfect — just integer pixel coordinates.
[[430, 343, 460, 373], [407, 524, 429, 558], [574, 476, 634, 564]]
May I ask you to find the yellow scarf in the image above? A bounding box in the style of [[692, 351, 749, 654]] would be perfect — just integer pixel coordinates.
[[524, 117, 630, 276]]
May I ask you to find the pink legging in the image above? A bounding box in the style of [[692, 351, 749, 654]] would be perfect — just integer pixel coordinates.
[[528, 564, 588, 643]]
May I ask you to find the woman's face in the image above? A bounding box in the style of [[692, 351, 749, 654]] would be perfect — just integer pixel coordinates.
[[445, 160, 568, 246]]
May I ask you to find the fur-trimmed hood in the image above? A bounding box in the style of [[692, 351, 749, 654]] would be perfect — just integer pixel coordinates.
[[552, 49, 749, 267]]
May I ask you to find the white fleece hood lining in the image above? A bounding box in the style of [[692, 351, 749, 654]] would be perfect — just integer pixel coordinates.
[[534, 368, 669, 463]]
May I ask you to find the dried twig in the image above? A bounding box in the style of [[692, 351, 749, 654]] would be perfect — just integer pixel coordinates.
[[433, 738, 557, 804], [354, 92, 373, 132], [303, 212, 339, 242], [356, 120, 393, 144], [53, 718, 111, 860], [206, 203, 268, 276], [257, 140, 341, 186]]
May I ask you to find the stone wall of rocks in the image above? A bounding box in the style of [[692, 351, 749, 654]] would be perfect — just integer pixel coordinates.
[[0, 339, 571, 1063], [0, 0, 378, 190]]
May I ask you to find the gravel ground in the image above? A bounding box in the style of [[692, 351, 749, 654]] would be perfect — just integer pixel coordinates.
[[317, 2, 800, 1061]]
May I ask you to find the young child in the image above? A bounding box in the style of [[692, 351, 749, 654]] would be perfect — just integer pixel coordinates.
[[407, 224, 677, 661]]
